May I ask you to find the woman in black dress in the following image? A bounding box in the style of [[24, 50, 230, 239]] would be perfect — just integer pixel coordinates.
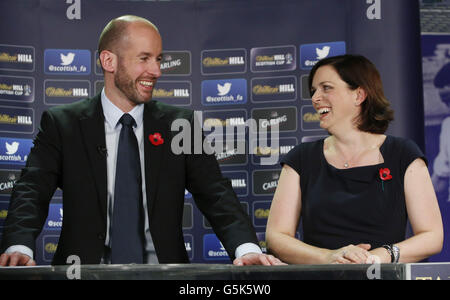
[[266, 55, 443, 264]]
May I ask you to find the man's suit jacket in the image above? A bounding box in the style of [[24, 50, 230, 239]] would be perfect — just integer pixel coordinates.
[[0, 94, 258, 265]]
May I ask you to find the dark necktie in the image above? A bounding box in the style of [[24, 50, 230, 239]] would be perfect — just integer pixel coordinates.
[[110, 113, 145, 264]]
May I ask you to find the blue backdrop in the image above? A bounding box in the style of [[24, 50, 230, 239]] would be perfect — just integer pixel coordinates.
[[0, 0, 445, 264]]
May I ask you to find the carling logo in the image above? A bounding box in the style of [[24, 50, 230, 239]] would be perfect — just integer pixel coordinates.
[[0, 170, 20, 194], [201, 79, 247, 106], [253, 170, 281, 196], [160, 51, 191, 76], [0, 137, 33, 165], [44, 49, 91, 75], [300, 41, 346, 70]]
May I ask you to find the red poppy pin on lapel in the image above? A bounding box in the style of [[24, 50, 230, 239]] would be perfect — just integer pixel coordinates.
[[149, 133, 164, 146], [379, 168, 392, 191]]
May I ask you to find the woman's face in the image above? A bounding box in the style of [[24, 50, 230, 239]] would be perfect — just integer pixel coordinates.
[[310, 65, 361, 132]]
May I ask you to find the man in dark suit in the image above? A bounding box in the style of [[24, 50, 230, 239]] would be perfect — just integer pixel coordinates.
[[0, 15, 282, 266]]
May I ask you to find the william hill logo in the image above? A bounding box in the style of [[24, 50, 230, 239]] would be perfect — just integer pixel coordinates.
[[203, 56, 245, 67], [0, 114, 32, 125], [201, 49, 246, 75], [45, 243, 58, 253], [0, 209, 7, 219], [204, 117, 245, 127], [0, 45, 35, 72], [231, 178, 246, 188], [45, 87, 88, 97], [253, 145, 294, 156], [251, 76, 297, 103], [0, 83, 32, 97], [254, 53, 293, 67], [254, 208, 270, 219], [252, 201, 271, 227], [252, 84, 294, 95], [0, 53, 32, 63], [259, 240, 267, 252], [152, 88, 189, 98], [0, 53, 17, 63], [303, 112, 320, 122]]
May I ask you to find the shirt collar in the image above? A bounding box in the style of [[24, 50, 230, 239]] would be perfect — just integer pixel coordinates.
[[101, 88, 144, 129]]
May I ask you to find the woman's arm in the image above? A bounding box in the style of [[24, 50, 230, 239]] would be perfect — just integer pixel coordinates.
[[371, 158, 444, 263]]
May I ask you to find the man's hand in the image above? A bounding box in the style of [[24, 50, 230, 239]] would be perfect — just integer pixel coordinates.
[[0, 252, 36, 266], [233, 253, 286, 266]]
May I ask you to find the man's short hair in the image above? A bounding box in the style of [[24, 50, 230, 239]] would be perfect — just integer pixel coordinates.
[[98, 15, 158, 54]]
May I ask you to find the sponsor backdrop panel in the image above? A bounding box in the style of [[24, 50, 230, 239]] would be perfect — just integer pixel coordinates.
[[0, 0, 440, 264]]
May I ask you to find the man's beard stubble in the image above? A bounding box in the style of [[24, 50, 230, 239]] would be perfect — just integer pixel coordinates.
[[114, 61, 152, 105]]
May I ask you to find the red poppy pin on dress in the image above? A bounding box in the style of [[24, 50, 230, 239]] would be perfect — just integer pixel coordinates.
[[149, 133, 164, 146], [379, 168, 392, 191]]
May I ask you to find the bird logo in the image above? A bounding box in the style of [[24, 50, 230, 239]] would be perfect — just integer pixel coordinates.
[[60, 52, 75, 66], [217, 83, 232, 96], [5, 141, 19, 155], [316, 46, 331, 60]]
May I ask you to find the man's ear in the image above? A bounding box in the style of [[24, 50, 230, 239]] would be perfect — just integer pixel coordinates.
[[99, 50, 116, 73]]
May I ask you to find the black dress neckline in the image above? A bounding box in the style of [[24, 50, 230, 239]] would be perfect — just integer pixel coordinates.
[[320, 135, 390, 183], [320, 135, 390, 171]]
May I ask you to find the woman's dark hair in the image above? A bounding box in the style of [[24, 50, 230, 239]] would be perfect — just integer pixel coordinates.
[[308, 54, 394, 134]]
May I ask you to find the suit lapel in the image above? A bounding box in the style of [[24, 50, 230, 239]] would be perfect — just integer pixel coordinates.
[[79, 95, 108, 222], [143, 101, 169, 217]]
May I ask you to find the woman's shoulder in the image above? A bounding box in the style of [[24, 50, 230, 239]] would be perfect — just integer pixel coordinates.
[[384, 135, 427, 168], [285, 138, 324, 160], [281, 137, 324, 173], [384, 135, 422, 152]]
